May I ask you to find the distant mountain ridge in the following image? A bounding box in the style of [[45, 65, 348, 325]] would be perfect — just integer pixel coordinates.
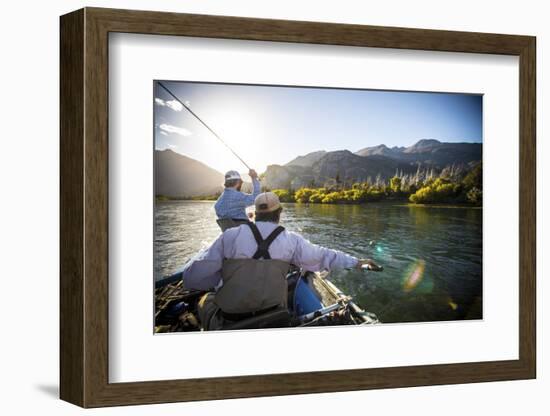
[[262, 139, 481, 190], [355, 144, 405, 158], [286, 150, 327, 167], [155, 140, 482, 197], [155, 149, 223, 197]]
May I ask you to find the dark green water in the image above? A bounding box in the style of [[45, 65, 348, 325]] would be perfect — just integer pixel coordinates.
[[155, 201, 482, 323]]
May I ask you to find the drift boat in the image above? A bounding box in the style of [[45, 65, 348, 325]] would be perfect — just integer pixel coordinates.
[[155, 266, 379, 332]]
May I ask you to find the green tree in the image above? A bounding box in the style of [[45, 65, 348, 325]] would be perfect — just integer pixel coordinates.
[[462, 163, 482, 190], [309, 192, 324, 203], [389, 176, 402, 194], [321, 192, 342, 204], [366, 189, 384, 201], [295, 188, 315, 203], [272, 189, 294, 202], [409, 178, 461, 204]]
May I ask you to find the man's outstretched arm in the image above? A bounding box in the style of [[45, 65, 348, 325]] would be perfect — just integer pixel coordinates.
[[289, 233, 359, 272]]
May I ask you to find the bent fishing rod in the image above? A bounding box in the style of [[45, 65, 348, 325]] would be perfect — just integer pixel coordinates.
[[157, 82, 251, 171]]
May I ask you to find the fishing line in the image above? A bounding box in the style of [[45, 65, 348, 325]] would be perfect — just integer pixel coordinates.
[[157, 81, 252, 170]]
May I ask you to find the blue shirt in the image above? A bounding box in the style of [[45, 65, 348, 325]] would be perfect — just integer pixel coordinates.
[[214, 178, 261, 220]]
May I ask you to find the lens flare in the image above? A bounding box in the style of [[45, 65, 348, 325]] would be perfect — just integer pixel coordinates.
[[402, 259, 426, 292]]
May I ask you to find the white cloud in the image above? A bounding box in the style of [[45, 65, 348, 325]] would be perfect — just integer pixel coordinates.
[[160, 130, 168, 136], [154, 97, 184, 112], [159, 123, 192, 137]]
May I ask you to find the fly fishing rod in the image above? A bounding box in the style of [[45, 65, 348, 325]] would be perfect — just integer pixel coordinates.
[[157, 82, 252, 171]]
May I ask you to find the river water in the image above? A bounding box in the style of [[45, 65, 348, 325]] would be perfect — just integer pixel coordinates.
[[155, 200, 482, 323]]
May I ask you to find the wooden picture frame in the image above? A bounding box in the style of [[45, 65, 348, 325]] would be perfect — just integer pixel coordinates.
[[60, 7, 536, 408]]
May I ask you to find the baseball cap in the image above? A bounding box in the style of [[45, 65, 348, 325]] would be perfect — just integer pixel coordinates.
[[224, 170, 242, 181], [254, 192, 282, 213]]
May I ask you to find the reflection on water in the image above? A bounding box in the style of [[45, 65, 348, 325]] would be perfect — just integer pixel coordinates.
[[155, 201, 482, 323]]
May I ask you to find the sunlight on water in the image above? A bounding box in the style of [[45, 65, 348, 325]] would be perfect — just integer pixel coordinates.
[[155, 201, 482, 323]]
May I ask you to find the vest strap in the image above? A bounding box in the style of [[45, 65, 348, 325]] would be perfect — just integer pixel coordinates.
[[245, 222, 285, 260]]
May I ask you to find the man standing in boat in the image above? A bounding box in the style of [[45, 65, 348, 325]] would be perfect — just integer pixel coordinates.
[[182, 192, 381, 329], [214, 169, 261, 231]]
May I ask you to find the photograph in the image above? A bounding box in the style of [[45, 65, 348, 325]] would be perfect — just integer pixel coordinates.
[[153, 80, 483, 332], [53, 5, 538, 409]]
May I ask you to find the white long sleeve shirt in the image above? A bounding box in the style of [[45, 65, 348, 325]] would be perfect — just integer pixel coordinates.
[[181, 221, 359, 290]]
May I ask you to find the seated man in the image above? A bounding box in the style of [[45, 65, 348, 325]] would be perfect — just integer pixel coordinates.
[[182, 192, 379, 330], [214, 169, 261, 231]]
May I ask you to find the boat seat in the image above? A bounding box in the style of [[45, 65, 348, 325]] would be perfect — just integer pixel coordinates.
[[222, 307, 291, 330]]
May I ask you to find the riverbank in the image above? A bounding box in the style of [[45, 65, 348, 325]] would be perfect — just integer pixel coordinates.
[[156, 164, 483, 206], [268, 165, 483, 206]]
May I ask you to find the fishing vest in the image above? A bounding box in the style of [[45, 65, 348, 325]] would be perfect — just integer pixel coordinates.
[[215, 222, 290, 314]]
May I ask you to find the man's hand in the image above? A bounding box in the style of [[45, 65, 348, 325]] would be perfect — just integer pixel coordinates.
[[356, 259, 383, 271], [248, 169, 258, 180]]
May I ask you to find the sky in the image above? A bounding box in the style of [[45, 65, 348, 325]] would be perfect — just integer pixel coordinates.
[[154, 81, 482, 175]]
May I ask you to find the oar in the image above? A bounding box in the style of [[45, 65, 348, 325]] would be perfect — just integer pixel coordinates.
[[157, 81, 251, 171]]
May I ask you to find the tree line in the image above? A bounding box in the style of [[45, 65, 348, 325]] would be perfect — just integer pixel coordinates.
[[270, 163, 482, 206]]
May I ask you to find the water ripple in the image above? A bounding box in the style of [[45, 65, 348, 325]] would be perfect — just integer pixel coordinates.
[[155, 201, 482, 323]]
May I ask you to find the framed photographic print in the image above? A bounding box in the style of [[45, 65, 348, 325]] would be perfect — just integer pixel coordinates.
[[60, 7, 536, 408]]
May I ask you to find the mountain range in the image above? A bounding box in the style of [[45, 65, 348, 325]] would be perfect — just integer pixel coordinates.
[[262, 139, 482, 190], [155, 139, 482, 197], [155, 149, 224, 197]]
